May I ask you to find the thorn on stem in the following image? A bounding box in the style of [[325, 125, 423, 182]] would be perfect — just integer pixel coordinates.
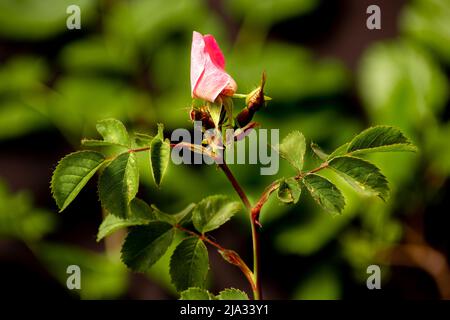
[[251, 207, 263, 229]]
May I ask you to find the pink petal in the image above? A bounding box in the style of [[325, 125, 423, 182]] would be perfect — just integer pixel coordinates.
[[203, 34, 225, 69], [190, 31, 206, 98], [193, 55, 230, 102]]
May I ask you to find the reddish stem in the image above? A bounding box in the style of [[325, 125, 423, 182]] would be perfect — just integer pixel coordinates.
[[174, 224, 256, 293], [218, 162, 262, 300]]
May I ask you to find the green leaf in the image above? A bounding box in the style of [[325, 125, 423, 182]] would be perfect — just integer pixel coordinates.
[[121, 221, 174, 272], [222, 96, 234, 129], [278, 131, 306, 171], [329, 156, 389, 201], [302, 174, 345, 214], [98, 152, 139, 217], [327, 127, 416, 160], [180, 287, 214, 300], [208, 102, 222, 128], [150, 124, 171, 187], [217, 288, 249, 300], [133, 132, 153, 148], [170, 237, 209, 292], [327, 143, 349, 160], [347, 125, 417, 155], [277, 178, 301, 204], [129, 198, 156, 220], [96, 118, 130, 147], [51, 151, 105, 212], [97, 198, 155, 242], [311, 142, 328, 160], [151, 203, 196, 225], [192, 195, 241, 234], [81, 139, 125, 148]]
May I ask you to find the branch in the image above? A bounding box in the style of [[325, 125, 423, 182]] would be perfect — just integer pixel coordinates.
[[174, 224, 256, 293], [251, 161, 330, 225]]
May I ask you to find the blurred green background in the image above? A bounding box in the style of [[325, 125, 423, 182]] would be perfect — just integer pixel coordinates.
[[0, 0, 449, 299]]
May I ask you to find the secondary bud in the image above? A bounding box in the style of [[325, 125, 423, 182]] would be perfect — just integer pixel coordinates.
[[235, 107, 255, 128], [189, 106, 215, 130], [246, 71, 267, 112], [235, 72, 269, 127]]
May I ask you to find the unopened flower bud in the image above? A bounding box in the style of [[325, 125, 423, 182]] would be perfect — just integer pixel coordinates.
[[246, 72, 267, 112], [219, 249, 241, 266], [189, 106, 215, 130], [235, 107, 255, 128]]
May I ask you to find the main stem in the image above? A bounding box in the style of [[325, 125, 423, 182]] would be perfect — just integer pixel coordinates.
[[175, 224, 256, 293], [129, 145, 260, 297], [129, 144, 331, 300], [218, 162, 262, 300]]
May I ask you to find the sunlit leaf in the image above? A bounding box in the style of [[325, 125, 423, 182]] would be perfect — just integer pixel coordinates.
[[51, 151, 105, 212], [327, 143, 349, 160], [96, 118, 130, 147], [217, 288, 249, 300], [180, 287, 214, 300], [329, 156, 389, 201], [151, 203, 196, 226], [133, 132, 154, 148], [277, 178, 301, 204], [192, 195, 241, 234], [150, 123, 170, 187], [278, 131, 306, 172], [97, 198, 155, 242], [98, 152, 139, 217], [302, 174, 345, 214], [81, 139, 126, 148], [347, 126, 417, 155], [310, 142, 328, 160]]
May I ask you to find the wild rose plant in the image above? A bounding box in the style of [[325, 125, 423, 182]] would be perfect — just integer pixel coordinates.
[[51, 31, 417, 300]]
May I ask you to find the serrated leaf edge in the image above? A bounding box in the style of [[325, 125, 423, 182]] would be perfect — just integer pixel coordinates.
[[51, 150, 105, 212], [301, 173, 345, 214], [329, 156, 390, 201], [217, 288, 249, 300]]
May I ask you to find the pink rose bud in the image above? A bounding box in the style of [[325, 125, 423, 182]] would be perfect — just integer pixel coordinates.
[[190, 31, 237, 103]]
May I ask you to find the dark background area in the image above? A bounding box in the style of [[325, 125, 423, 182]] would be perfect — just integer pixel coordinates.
[[0, 0, 449, 299]]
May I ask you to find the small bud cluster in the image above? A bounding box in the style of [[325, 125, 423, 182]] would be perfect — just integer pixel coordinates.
[[189, 72, 269, 135], [236, 72, 268, 128], [189, 106, 216, 130]]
